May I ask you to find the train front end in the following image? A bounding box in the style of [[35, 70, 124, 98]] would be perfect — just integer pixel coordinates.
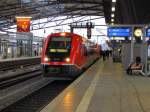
[[41, 32, 74, 77]]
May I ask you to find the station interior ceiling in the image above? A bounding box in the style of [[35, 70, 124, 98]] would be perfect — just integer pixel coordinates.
[[0, 0, 150, 32]]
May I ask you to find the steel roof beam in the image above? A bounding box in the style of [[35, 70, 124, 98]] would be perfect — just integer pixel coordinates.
[[0, 0, 104, 29], [0, 3, 103, 27], [4, 15, 88, 30], [31, 16, 104, 30], [0, 0, 103, 12], [3, 16, 104, 31]]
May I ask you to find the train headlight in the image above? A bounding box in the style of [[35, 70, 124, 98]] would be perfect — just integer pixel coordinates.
[[65, 57, 70, 62], [44, 57, 49, 62]]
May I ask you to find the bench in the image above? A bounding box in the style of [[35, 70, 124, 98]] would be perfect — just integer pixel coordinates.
[[131, 63, 145, 76]]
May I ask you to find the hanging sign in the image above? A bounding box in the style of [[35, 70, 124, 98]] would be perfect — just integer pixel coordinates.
[[146, 28, 150, 37], [16, 16, 32, 32], [107, 27, 131, 37]]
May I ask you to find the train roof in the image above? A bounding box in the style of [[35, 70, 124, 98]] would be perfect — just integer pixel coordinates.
[[47, 32, 97, 44]]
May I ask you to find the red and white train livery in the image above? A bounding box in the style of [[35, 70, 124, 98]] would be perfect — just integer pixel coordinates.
[[41, 32, 100, 78]]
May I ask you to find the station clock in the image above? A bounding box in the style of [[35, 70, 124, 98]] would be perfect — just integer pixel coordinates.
[[133, 27, 142, 43], [134, 27, 142, 37]]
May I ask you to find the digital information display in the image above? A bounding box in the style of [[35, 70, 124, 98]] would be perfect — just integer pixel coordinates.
[[107, 27, 131, 37], [51, 37, 71, 41], [146, 28, 150, 37]]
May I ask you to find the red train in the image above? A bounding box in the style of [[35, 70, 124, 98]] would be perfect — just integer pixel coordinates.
[[41, 32, 100, 78]]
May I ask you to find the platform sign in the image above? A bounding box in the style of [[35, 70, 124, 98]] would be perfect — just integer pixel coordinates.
[[107, 27, 131, 37], [146, 28, 150, 37], [16, 16, 32, 32]]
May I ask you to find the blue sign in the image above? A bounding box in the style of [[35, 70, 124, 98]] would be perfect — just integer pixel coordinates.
[[107, 27, 131, 37], [146, 28, 150, 37]]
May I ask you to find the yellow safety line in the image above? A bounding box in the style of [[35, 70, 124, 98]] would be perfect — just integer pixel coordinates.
[[75, 63, 104, 112]]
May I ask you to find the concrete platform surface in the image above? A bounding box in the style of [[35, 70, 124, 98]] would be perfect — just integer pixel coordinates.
[[40, 59, 150, 112]]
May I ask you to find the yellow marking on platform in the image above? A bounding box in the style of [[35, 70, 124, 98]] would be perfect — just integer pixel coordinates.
[[75, 63, 104, 112]]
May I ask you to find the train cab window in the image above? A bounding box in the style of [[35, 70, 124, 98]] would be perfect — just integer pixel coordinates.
[[46, 36, 72, 62], [49, 37, 71, 49]]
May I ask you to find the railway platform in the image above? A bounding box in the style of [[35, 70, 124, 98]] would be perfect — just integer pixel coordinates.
[[0, 56, 40, 62], [40, 59, 150, 112], [0, 56, 40, 72]]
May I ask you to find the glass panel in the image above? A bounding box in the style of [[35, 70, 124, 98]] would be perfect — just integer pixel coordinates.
[[46, 36, 71, 62]]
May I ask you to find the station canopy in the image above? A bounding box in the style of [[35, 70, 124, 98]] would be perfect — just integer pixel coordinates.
[[0, 0, 107, 32]]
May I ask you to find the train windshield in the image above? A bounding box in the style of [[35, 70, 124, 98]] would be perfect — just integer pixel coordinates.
[[46, 36, 72, 62]]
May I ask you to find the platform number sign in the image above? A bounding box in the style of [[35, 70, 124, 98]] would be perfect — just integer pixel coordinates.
[[107, 27, 131, 37]]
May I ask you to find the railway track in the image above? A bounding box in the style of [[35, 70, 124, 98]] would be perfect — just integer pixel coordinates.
[[0, 70, 41, 90], [0, 57, 98, 112], [0, 65, 72, 112], [0, 57, 40, 72], [0, 65, 41, 88], [0, 74, 54, 111], [1, 80, 71, 112]]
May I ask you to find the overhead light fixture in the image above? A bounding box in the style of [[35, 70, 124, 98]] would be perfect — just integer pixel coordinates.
[[111, 14, 115, 18], [111, 19, 114, 22], [112, 0, 116, 3], [111, 23, 114, 25], [112, 7, 115, 12]]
